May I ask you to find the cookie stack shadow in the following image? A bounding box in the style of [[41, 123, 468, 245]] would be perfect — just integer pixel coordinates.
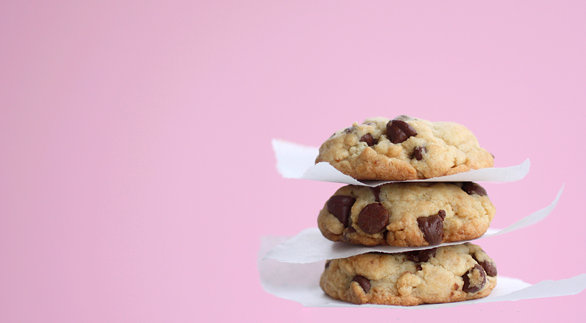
[[310, 116, 501, 306]]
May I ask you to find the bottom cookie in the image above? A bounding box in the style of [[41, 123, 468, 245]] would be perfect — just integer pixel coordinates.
[[320, 243, 497, 306]]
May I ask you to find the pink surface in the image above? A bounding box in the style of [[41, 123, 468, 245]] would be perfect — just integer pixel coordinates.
[[1, 1, 585, 322]]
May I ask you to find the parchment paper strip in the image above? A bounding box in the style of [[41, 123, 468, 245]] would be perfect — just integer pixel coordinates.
[[273, 139, 530, 186]]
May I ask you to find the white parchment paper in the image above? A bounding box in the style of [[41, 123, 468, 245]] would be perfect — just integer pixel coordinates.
[[264, 186, 563, 263], [272, 139, 530, 186], [258, 234, 586, 308]]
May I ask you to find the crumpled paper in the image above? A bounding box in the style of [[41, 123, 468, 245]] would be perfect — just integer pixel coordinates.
[[272, 139, 530, 186]]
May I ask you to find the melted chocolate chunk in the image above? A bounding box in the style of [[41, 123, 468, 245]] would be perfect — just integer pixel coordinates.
[[357, 203, 389, 234], [462, 264, 487, 293], [417, 211, 445, 245], [325, 260, 331, 269], [461, 182, 488, 196], [351, 275, 371, 293], [386, 120, 417, 144], [414, 146, 427, 160], [327, 196, 356, 227], [371, 186, 381, 202], [405, 248, 438, 263], [479, 260, 497, 277], [360, 133, 377, 146]]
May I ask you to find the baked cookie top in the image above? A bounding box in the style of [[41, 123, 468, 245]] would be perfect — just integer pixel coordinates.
[[315, 115, 494, 180], [318, 182, 495, 247], [320, 243, 497, 306]]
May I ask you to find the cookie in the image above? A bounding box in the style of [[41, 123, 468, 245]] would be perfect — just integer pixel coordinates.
[[318, 182, 495, 247], [315, 116, 494, 180], [320, 243, 498, 306]]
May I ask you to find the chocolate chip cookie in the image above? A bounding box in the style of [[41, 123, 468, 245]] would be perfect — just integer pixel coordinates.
[[320, 243, 497, 306], [315, 116, 494, 180], [318, 182, 495, 247]]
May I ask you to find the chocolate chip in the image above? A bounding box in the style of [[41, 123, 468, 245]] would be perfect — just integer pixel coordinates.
[[325, 260, 331, 269], [405, 252, 417, 262], [461, 182, 487, 196], [479, 260, 497, 277], [347, 226, 356, 233], [360, 133, 377, 146], [357, 203, 389, 234], [386, 120, 417, 144], [327, 195, 356, 227], [416, 264, 422, 271], [414, 146, 427, 160], [417, 248, 437, 262], [344, 126, 354, 133], [462, 264, 487, 293], [371, 186, 381, 202], [417, 211, 445, 245], [351, 275, 371, 293], [405, 248, 438, 263]]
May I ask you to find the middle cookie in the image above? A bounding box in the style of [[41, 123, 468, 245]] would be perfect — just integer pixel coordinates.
[[318, 182, 495, 247]]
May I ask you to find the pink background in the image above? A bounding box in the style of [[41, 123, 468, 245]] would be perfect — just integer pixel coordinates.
[[1, 1, 585, 322]]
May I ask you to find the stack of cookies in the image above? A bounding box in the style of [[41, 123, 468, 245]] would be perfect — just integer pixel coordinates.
[[313, 115, 499, 306]]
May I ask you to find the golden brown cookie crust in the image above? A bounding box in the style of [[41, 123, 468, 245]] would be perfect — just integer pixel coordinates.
[[320, 243, 498, 306], [315, 116, 494, 180], [317, 182, 495, 247]]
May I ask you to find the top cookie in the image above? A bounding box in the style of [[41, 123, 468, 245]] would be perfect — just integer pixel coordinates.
[[315, 116, 494, 180]]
